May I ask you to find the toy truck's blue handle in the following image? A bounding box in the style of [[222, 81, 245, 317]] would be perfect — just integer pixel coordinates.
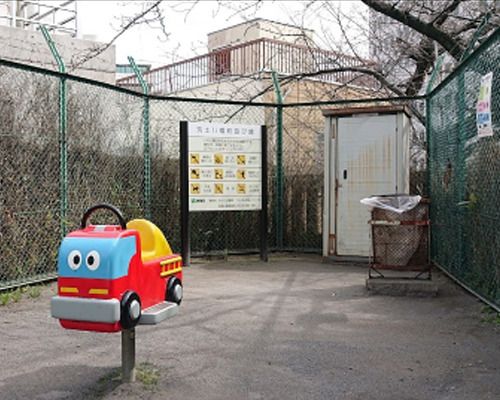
[[81, 204, 127, 229]]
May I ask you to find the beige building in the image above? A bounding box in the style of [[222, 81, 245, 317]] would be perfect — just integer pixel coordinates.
[[117, 19, 375, 158], [118, 18, 376, 182], [0, 0, 115, 84]]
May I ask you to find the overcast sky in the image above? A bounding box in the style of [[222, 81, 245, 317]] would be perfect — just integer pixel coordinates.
[[76, 1, 368, 67]]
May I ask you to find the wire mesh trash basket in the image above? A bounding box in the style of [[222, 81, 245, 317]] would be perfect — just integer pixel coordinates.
[[363, 195, 430, 280]]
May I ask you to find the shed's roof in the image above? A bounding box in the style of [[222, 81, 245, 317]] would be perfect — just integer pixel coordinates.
[[322, 105, 411, 118]]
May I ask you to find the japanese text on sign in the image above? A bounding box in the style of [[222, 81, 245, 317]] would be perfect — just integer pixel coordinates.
[[188, 122, 262, 211]]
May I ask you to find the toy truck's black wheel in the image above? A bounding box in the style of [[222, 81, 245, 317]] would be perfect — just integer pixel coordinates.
[[166, 277, 183, 305], [121, 291, 141, 329]]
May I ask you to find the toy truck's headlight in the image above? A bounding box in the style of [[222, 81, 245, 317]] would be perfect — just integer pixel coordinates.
[[86, 250, 101, 271], [68, 250, 82, 270]]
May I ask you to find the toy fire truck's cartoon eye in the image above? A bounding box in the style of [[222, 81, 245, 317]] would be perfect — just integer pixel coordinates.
[[68, 250, 82, 270], [86, 250, 101, 271]]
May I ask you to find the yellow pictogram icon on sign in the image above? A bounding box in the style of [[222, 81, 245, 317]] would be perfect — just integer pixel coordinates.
[[214, 153, 224, 164], [191, 169, 200, 179], [191, 183, 200, 194], [236, 169, 246, 180], [215, 169, 224, 179], [237, 184, 246, 194], [236, 154, 246, 165], [190, 153, 200, 164], [214, 183, 224, 194]]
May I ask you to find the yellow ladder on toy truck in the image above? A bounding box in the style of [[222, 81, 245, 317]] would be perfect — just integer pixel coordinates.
[[160, 256, 182, 277]]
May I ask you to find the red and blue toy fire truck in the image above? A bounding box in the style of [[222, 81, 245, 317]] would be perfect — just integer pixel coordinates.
[[51, 204, 183, 333]]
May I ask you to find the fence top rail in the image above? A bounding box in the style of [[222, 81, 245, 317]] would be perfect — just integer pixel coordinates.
[[0, 57, 274, 107], [0, 56, 424, 109], [0, 57, 144, 98], [279, 95, 425, 109]]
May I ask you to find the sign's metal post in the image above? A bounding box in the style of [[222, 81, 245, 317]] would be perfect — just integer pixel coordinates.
[[121, 328, 136, 383], [260, 126, 268, 262], [180, 121, 191, 266]]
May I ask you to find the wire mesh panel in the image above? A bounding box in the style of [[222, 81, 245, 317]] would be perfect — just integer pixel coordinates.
[[280, 105, 324, 252], [0, 65, 60, 287], [428, 30, 500, 306], [66, 81, 145, 230]]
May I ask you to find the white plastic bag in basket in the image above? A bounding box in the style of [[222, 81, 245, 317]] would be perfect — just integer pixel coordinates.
[[360, 195, 421, 214]]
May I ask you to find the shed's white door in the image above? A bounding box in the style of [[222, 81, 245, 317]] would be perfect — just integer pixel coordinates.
[[336, 114, 396, 256]]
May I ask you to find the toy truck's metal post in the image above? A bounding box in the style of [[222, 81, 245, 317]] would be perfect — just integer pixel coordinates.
[[128, 56, 151, 220], [122, 328, 136, 383], [271, 71, 284, 250], [41, 25, 68, 238]]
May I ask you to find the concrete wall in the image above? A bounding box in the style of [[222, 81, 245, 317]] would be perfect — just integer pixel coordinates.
[[147, 77, 267, 159], [170, 76, 371, 177], [0, 25, 115, 84], [262, 78, 373, 175], [174, 76, 266, 102]]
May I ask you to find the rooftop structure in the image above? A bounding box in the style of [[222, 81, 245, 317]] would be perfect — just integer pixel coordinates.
[[117, 19, 373, 96]]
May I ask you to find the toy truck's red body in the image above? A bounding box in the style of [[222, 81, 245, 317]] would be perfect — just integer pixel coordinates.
[[51, 213, 183, 333]]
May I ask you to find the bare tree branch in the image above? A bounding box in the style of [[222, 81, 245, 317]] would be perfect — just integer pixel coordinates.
[[430, 0, 461, 25], [405, 37, 434, 97], [362, 0, 465, 60]]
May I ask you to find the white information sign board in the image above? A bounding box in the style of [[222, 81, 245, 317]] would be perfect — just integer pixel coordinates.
[[187, 122, 262, 211]]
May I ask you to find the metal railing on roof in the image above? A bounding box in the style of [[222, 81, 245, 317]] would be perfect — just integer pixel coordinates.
[[116, 38, 374, 95]]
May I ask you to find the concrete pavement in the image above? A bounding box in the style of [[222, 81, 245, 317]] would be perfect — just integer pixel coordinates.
[[0, 255, 499, 399]]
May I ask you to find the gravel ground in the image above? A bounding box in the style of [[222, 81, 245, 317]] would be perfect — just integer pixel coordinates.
[[0, 255, 499, 400]]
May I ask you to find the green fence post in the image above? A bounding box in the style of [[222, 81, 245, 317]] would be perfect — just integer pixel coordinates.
[[128, 56, 151, 220], [425, 55, 444, 194], [271, 71, 284, 249], [40, 26, 67, 238], [425, 55, 444, 262], [456, 70, 467, 275]]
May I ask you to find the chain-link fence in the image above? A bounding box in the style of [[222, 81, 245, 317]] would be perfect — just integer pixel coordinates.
[[427, 29, 500, 308], [0, 57, 424, 289], [0, 64, 60, 288], [0, 63, 426, 290], [2, 29, 496, 294]]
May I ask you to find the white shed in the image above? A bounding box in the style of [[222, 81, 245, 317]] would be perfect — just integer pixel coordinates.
[[322, 106, 411, 259]]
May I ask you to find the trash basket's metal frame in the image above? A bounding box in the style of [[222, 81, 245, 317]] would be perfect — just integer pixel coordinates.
[[369, 200, 431, 280]]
